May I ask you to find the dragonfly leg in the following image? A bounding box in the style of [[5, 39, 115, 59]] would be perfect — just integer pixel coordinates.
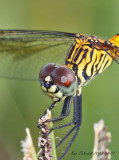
[[56, 93, 82, 160], [43, 101, 56, 115], [44, 96, 72, 123], [37, 96, 72, 128], [45, 122, 74, 136]]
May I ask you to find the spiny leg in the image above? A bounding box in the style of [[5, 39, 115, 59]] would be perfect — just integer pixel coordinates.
[[38, 93, 82, 159], [73, 94, 82, 125], [56, 93, 82, 160], [41, 101, 56, 117], [43, 96, 72, 123], [49, 93, 82, 132], [38, 96, 72, 128], [56, 94, 82, 147]]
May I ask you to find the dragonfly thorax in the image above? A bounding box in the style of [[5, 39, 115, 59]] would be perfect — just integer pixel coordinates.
[[39, 63, 78, 102]]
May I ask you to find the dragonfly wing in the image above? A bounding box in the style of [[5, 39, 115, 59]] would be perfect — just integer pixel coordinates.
[[0, 30, 75, 81]]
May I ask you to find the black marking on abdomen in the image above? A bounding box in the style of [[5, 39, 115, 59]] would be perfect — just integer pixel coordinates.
[[82, 49, 94, 80], [102, 59, 109, 70], [74, 47, 83, 62], [96, 54, 107, 74], [91, 56, 97, 77], [95, 54, 104, 69], [72, 63, 78, 74], [66, 43, 76, 60], [72, 64, 81, 84], [78, 49, 88, 64]]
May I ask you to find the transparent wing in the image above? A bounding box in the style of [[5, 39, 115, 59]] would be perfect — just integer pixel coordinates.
[[0, 30, 75, 81]]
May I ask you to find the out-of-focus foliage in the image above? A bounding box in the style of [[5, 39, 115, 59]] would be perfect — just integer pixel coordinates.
[[0, 0, 119, 160]]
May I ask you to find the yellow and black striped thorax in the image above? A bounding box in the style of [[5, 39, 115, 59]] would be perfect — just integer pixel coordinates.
[[65, 34, 119, 85]]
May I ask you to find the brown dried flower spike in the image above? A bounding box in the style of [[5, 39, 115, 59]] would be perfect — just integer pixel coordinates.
[[38, 109, 57, 160], [21, 128, 37, 160], [92, 120, 111, 160]]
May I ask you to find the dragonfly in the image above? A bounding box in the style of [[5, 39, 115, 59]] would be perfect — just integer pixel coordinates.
[[0, 30, 119, 160]]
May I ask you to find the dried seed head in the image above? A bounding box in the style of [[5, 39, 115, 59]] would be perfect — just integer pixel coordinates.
[[21, 128, 37, 160], [92, 120, 112, 160], [37, 109, 55, 160]]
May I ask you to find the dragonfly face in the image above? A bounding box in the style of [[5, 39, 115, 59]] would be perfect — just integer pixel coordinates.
[[0, 30, 119, 160], [39, 63, 78, 102]]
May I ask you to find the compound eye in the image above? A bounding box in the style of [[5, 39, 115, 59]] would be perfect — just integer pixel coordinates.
[[39, 63, 55, 81], [52, 66, 76, 87]]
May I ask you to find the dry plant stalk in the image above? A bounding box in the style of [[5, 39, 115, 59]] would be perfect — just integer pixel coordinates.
[[21, 115, 112, 160], [91, 120, 111, 160], [37, 109, 57, 160], [21, 128, 37, 160]]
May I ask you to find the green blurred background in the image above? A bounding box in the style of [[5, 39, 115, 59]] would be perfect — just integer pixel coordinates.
[[0, 0, 119, 160]]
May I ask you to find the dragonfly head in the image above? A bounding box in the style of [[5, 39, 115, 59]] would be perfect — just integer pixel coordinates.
[[39, 63, 78, 102]]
